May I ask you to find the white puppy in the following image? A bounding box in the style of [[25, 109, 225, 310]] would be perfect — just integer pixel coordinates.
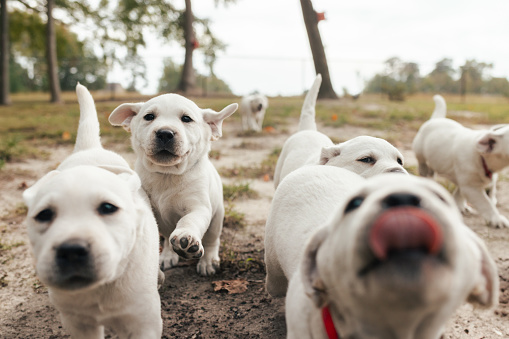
[[271, 171, 499, 339], [109, 94, 238, 276], [239, 93, 269, 132], [273, 74, 407, 188], [413, 94, 509, 228], [23, 84, 162, 338]]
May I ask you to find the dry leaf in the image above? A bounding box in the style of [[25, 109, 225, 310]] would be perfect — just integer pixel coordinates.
[[212, 279, 248, 294], [263, 174, 270, 182], [62, 131, 71, 140], [331, 114, 338, 121]]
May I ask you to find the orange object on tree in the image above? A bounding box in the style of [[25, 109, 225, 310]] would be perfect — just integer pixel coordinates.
[[316, 12, 326, 22]]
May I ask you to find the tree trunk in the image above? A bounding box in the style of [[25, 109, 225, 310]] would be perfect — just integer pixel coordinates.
[[300, 0, 337, 99], [46, 0, 61, 103], [177, 0, 196, 94], [0, 0, 10, 105]]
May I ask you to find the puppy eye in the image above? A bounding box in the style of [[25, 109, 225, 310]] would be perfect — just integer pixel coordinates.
[[98, 203, 119, 215], [181, 115, 193, 123], [345, 196, 364, 213], [35, 208, 55, 223], [143, 113, 155, 121], [358, 156, 375, 164], [397, 158, 403, 165]]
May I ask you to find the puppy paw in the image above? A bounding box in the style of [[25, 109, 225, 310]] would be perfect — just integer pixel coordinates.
[[487, 215, 509, 228], [197, 256, 220, 276], [157, 269, 165, 289], [460, 204, 476, 215], [169, 229, 204, 259], [160, 245, 180, 271]]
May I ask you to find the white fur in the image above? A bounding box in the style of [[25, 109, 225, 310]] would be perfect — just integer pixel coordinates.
[[273, 74, 407, 188], [239, 93, 269, 132], [413, 94, 509, 228], [23, 84, 162, 338], [270, 172, 498, 339], [109, 94, 237, 276]]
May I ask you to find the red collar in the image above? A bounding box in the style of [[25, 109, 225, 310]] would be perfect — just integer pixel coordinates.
[[322, 305, 338, 339], [481, 156, 493, 179]]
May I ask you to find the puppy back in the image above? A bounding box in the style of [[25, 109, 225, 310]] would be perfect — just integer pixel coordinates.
[[430, 94, 447, 119], [74, 83, 102, 152]]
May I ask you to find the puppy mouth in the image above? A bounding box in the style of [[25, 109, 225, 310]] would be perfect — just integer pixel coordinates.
[[358, 207, 446, 277], [149, 149, 189, 165], [55, 274, 97, 290]]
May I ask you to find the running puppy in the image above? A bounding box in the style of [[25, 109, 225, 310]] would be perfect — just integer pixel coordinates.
[[413, 94, 509, 228], [239, 93, 269, 132], [273, 74, 406, 188], [285, 174, 498, 339], [109, 94, 237, 275], [23, 84, 162, 338]]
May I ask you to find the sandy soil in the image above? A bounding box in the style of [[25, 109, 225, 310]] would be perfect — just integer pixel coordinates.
[[0, 114, 508, 339]]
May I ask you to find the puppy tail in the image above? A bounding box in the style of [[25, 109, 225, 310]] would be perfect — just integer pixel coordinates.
[[298, 74, 322, 131], [430, 94, 447, 119], [74, 83, 102, 151]]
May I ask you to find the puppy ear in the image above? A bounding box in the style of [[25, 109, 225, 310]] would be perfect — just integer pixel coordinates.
[[301, 226, 330, 308], [465, 227, 499, 308], [97, 165, 141, 193], [109, 103, 144, 132], [319, 145, 341, 165], [476, 132, 498, 154], [203, 103, 238, 141], [22, 171, 61, 208]]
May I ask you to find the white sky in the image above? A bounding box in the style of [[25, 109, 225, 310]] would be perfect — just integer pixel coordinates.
[[107, 0, 509, 97]]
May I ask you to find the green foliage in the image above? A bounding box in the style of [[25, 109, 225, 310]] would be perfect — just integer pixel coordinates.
[[223, 182, 259, 201], [223, 203, 246, 230]]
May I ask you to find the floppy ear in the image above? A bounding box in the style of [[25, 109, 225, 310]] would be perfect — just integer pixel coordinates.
[[22, 171, 61, 208], [203, 103, 238, 141], [301, 226, 330, 308], [108, 103, 144, 132], [476, 132, 499, 154], [319, 145, 341, 165], [97, 165, 141, 193], [465, 228, 499, 308]]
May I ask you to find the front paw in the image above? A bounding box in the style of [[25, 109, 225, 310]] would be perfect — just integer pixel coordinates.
[[170, 229, 204, 259], [486, 214, 509, 228]]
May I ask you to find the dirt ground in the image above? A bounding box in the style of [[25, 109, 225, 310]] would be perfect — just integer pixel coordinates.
[[0, 111, 508, 338]]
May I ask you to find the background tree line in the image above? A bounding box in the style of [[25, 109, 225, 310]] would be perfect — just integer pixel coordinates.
[[365, 57, 509, 101]]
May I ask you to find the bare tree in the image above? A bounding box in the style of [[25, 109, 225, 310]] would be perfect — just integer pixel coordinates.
[[46, 0, 61, 103], [0, 0, 10, 105], [177, 0, 196, 93], [300, 0, 337, 99]]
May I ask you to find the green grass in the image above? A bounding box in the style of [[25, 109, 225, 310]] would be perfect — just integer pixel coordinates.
[[223, 182, 259, 201], [220, 147, 281, 180]]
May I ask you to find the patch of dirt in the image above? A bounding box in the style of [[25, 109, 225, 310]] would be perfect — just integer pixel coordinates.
[[1, 115, 508, 338]]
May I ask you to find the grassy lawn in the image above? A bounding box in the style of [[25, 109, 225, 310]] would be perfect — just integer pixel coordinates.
[[1, 91, 508, 168]]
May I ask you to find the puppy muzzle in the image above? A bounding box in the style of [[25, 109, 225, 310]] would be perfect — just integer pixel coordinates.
[[52, 240, 97, 290]]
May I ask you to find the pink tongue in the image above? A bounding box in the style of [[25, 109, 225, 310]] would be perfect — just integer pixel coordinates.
[[369, 207, 443, 260]]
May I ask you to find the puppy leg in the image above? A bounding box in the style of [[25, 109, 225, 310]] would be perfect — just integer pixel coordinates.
[[265, 259, 288, 297], [487, 173, 498, 206], [60, 314, 104, 339], [453, 187, 475, 214], [461, 185, 509, 228], [169, 209, 210, 260], [160, 236, 180, 271], [416, 157, 434, 177], [197, 211, 222, 276]]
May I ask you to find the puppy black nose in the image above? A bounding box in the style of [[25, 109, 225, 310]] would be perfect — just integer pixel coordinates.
[[56, 242, 90, 267], [381, 193, 420, 208], [156, 130, 175, 143], [257, 103, 263, 111]]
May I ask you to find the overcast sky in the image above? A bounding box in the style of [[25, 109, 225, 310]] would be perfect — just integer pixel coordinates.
[[109, 0, 509, 97]]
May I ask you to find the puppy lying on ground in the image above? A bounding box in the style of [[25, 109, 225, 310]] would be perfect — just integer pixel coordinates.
[[240, 93, 269, 132], [23, 84, 162, 338], [273, 74, 406, 188], [413, 94, 509, 228], [109, 94, 238, 276], [277, 172, 499, 338]]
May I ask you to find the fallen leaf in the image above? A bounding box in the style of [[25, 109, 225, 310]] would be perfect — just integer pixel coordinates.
[[62, 131, 71, 140], [331, 114, 338, 121], [263, 126, 275, 133], [212, 279, 248, 294], [263, 174, 270, 182]]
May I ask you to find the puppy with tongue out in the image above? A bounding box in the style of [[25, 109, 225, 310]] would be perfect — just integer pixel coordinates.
[[285, 174, 498, 339]]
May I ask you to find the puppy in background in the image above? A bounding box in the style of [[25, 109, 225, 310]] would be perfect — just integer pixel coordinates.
[[23, 84, 162, 338], [240, 93, 269, 132], [277, 172, 499, 338], [413, 94, 509, 228], [109, 94, 238, 276], [273, 74, 406, 188]]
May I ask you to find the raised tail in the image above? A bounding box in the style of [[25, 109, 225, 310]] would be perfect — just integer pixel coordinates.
[[430, 94, 447, 119], [74, 83, 102, 152], [298, 74, 322, 131]]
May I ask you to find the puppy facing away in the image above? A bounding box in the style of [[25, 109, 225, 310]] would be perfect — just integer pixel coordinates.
[[413, 94, 509, 228], [23, 84, 162, 338], [239, 93, 269, 132], [273, 74, 406, 188], [109, 94, 238, 276], [278, 172, 498, 339]]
